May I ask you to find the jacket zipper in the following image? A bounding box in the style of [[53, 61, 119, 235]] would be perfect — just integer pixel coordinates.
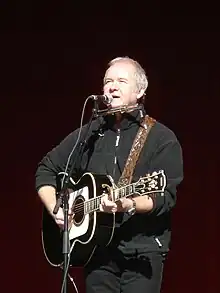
[[112, 128, 120, 178], [115, 128, 120, 149], [154, 237, 162, 248]]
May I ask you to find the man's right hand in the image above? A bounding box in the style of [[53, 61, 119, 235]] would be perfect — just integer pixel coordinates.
[[52, 208, 73, 230], [38, 186, 74, 230]]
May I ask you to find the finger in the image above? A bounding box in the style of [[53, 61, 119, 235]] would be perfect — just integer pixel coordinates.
[[68, 219, 73, 229], [105, 201, 117, 208], [100, 202, 112, 213], [102, 198, 116, 207], [111, 207, 117, 213], [56, 218, 64, 224], [55, 215, 64, 222], [56, 220, 64, 229], [102, 198, 110, 206], [101, 194, 108, 204]]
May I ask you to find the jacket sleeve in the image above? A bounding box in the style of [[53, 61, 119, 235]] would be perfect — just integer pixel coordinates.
[[148, 131, 184, 216], [35, 130, 78, 192]]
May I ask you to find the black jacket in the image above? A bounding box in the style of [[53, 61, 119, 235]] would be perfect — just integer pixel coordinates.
[[35, 110, 183, 255]]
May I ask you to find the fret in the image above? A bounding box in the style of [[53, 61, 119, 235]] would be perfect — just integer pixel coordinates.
[[85, 199, 90, 214], [116, 183, 134, 200], [87, 201, 90, 212], [113, 189, 119, 201], [119, 188, 124, 199], [95, 197, 98, 210], [84, 202, 89, 214], [84, 196, 102, 214], [96, 196, 101, 209]]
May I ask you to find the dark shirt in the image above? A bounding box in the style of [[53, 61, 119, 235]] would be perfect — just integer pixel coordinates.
[[35, 109, 183, 255]]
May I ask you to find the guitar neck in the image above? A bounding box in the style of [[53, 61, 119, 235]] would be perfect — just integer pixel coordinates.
[[84, 195, 103, 214], [84, 183, 134, 214], [113, 183, 134, 202]]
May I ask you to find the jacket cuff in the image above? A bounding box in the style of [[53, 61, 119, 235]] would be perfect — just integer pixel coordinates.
[[148, 192, 165, 213]]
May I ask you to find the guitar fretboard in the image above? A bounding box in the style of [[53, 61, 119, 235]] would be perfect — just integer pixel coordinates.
[[84, 184, 135, 214], [113, 184, 134, 201], [84, 196, 102, 214]]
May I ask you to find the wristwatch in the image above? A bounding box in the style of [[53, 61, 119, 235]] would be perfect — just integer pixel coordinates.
[[127, 198, 136, 216]]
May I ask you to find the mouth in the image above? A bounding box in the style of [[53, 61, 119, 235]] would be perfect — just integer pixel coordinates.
[[108, 96, 124, 109], [112, 95, 121, 99]]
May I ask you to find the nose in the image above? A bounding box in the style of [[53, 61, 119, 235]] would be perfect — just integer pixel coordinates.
[[109, 80, 119, 92]]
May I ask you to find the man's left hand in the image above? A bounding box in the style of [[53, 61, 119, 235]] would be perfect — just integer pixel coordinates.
[[100, 194, 133, 213]]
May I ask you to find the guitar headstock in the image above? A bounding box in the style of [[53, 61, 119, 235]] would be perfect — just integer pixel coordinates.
[[134, 170, 166, 196]]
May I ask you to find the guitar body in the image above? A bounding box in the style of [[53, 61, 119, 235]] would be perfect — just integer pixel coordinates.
[[42, 172, 116, 268]]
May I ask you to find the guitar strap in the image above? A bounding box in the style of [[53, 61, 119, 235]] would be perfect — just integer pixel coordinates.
[[117, 115, 156, 187]]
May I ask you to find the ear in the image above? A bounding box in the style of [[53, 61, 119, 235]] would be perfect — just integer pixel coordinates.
[[136, 88, 146, 100]]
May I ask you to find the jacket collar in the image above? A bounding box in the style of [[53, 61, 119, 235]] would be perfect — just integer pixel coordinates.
[[100, 107, 146, 131]]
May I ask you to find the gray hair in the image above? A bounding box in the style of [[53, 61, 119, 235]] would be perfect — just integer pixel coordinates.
[[105, 56, 148, 93]]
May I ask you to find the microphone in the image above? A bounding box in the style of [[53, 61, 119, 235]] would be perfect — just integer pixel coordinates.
[[90, 94, 113, 104]]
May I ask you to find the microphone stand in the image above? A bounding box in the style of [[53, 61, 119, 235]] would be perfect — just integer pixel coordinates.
[[52, 100, 98, 293]]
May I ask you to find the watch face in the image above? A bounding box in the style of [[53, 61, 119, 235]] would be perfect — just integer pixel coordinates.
[[128, 207, 135, 215]]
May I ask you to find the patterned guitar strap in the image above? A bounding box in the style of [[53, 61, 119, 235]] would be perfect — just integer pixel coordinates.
[[117, 115, 156, 187]]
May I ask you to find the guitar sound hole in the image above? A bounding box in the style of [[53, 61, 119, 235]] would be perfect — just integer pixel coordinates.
[[73, 196, 84, 226]]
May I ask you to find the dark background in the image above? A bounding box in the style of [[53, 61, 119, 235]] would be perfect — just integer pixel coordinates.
[[1, 1, 219, 292]]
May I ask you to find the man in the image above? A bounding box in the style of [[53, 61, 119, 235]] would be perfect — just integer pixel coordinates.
[[35, 57, 183, 293]]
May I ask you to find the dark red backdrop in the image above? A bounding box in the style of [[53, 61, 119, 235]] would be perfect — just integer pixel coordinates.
[[1, 2, 219, 293]]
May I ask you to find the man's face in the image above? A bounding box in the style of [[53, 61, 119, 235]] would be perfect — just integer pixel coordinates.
[[103, 61, 140, 108]]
